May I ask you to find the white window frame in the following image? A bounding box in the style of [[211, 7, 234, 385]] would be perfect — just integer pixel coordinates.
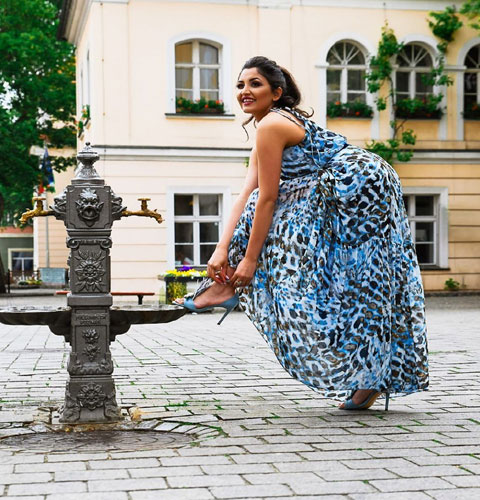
[[456, 37, 480, 140], [326, 41, 368, 104], [402, 186, 448, 269], [396, 35, 447, 139], [166, 186, 231, 268], [8, 248, 34, 273], [175, 40, 221, 101], [395, 43, 435, 100], [316, 33, 379, 138], [167, 32, 232, 114]]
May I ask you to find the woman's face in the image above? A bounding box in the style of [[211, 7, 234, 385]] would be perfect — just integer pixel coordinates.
[[236, 67, 282, 118]]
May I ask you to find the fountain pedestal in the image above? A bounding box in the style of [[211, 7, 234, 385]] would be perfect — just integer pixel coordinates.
[[0, 143, 184, 424]]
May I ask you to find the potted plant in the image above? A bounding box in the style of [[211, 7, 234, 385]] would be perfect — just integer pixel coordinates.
[[159, 266, 207, 303], [327, 100, 374, 119]]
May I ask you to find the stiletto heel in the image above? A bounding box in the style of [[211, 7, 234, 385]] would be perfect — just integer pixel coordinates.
[[178, 294, 239, 325], [341, 390, 389, 411]]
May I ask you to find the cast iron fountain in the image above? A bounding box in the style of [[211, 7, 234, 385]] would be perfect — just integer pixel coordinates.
[[0, 143, 185, 424]]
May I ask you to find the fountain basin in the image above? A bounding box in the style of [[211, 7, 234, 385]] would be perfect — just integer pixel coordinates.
[[0, 305, 186, 341]]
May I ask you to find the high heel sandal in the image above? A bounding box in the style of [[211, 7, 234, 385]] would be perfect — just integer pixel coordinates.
[[341, 390, 390, 411], [178, 294, 239, 325]]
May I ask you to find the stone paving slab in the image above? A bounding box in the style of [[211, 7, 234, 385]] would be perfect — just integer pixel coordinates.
[[0, 295, 479, 498]]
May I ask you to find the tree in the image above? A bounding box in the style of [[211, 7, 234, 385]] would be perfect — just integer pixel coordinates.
[[0, 0, 76, 292]]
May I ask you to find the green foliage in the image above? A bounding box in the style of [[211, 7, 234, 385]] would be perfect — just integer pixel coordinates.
[[365, 24, 416, 164], [176, 97, 225, 114], [365, 24, 404, 104], [0, 0, 76, 225], [460, 0, 480, 31], [395, 96, 444, 119], [326, 100, 373, 118], [166, 282, 188, 303], [428, 6, 463, 53], [444, 278, 461, 291]]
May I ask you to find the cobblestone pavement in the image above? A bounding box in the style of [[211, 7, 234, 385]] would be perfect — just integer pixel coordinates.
[[0, 295, 479, 499]]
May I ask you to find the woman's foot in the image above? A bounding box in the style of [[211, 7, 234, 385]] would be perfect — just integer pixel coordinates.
[[338, 389, 377, 409], [174, 282, 235, 309]]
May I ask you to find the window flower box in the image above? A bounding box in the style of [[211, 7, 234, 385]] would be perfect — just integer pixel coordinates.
[[395, 97, 443, 120], [176, 97, 225, 115], [463, 103, 480, 120], [327, 100, 373, 119]]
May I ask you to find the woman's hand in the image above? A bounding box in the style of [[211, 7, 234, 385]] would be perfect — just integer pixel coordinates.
[[230, 257, 257, 289], [207, 248, 229, 284]]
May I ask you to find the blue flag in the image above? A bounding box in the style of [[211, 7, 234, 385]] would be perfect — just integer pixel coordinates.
[[38, 146, 54, 194]]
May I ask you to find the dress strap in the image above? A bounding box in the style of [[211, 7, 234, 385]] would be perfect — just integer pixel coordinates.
[[270, 108, 305, 129]]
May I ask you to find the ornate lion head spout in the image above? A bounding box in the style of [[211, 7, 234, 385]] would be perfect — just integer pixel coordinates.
[[76, 188, 104, 226]]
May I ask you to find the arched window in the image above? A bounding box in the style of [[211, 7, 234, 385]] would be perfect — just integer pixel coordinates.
[[464, 44, 480, 117], [175, 40, 221, 101], [326, 41, 367, 104], [395, 43, 434, 100]]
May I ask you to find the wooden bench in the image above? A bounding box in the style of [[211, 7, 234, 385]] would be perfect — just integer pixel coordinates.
[[55, 291, 155, 305]]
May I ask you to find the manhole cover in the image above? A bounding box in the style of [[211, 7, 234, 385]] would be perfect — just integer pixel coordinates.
[[0, 430, 193, 452]]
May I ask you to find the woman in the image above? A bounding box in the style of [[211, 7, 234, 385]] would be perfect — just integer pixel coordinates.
[[177, 56, 429, 410]]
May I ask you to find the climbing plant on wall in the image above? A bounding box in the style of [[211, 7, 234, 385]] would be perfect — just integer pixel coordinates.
[[365, 6, 464, 165]]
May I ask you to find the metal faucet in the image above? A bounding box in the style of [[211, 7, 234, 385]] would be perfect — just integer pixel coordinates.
[[20, 197, 55, 225], [122, 198, 163, 224]]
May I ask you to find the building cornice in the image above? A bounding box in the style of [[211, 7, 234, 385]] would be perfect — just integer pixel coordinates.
[[94, 145, 480, 164], [94, 145, 250, 162], [411, 150, 480, 164], [140, 0, 464, 11], [58, 0, 128, 44]]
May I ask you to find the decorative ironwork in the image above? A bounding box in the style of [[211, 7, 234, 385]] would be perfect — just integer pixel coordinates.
[[76, 188, 104, 226], [52, 190, 67, 218], [111, 193, 126, 221], [62, 387, 81, 421], [75, 250, 106, 292], [83, 328, 99, 344], [77, 383, 106, 411]]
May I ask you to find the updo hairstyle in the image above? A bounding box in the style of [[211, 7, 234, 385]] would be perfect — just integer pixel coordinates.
[[239, 56, 313, 134]]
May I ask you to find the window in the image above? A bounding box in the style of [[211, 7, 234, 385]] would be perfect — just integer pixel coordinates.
[[175, 40, 221, 101], [464, 44, 480, 116], [173, 193, 222, 267], [403, 194, 440, 266], [326, 41, 367, 104], [9, 250, 34, 273], [395, 43, 434, 100]]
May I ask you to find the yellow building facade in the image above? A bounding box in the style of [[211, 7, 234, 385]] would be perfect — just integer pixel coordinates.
[[37, 0, 480, 294]]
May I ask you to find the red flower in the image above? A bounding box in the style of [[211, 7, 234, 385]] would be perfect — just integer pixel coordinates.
[[335, 101, 341, 106], [355, 111, 360, 116], [215, 100, 221, 105], [205, 104, 209, 108]]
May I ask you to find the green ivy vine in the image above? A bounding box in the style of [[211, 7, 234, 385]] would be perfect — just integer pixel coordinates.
[[460, 0, 480, 31], [364, 5, 464, 165]]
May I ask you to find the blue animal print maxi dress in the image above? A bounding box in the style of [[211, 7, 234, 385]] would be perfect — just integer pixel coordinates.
[[228, 107, 429, 400]]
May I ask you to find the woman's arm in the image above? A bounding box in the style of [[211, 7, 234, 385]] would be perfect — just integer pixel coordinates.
[[207, 148, 259, 282], [230, 115, 292, 287], [216, 149, 259, 252]]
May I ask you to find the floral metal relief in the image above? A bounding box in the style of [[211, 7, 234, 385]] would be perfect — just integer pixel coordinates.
[[77, 383, 106, 411], [75, 188, 104, 226], [75, 250, 106, 292]]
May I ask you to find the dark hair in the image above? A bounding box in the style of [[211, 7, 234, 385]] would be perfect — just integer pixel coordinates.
[[239, 56, 313, 135]]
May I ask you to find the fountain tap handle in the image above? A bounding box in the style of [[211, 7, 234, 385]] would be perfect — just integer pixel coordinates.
[[20, 197, 55, 225], [138, 198, 151, 211], [121, 198, 163, 224], [32, 197, 46, 209]]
